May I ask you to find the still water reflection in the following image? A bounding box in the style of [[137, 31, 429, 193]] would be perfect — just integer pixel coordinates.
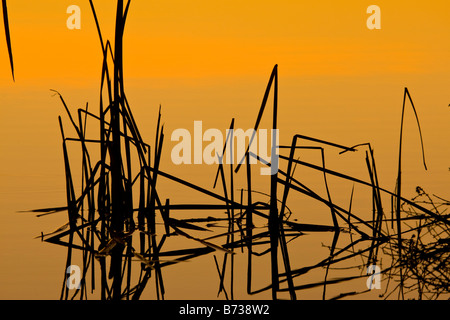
[[1, 67, 448, 300]]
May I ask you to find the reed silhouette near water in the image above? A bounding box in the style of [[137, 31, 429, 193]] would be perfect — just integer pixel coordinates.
[[27, 1, 449, 300]]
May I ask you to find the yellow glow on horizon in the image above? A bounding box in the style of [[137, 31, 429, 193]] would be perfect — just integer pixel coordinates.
[[0, 0, 449, 84]]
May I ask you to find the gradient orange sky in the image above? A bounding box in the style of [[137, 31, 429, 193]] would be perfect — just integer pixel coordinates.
[[1, 0, 449, 188], [1, 0, 449, 83]]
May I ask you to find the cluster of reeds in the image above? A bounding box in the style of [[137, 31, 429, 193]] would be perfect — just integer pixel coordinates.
[[381, 189, 450, 299], [27, 0, 449, 300]]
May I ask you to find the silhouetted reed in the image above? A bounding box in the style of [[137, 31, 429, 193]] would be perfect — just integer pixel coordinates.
[[1, 0, 14, 80]]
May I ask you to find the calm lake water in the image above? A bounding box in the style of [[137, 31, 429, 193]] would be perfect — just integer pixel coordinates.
[[1, 1, 449, 300], [1, 74, 448, 300]]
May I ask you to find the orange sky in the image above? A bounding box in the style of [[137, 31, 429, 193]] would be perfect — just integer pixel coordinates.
[[0, 0, 449, 83], [0, 0, 448, 203], [0, 0, 449, 180]]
